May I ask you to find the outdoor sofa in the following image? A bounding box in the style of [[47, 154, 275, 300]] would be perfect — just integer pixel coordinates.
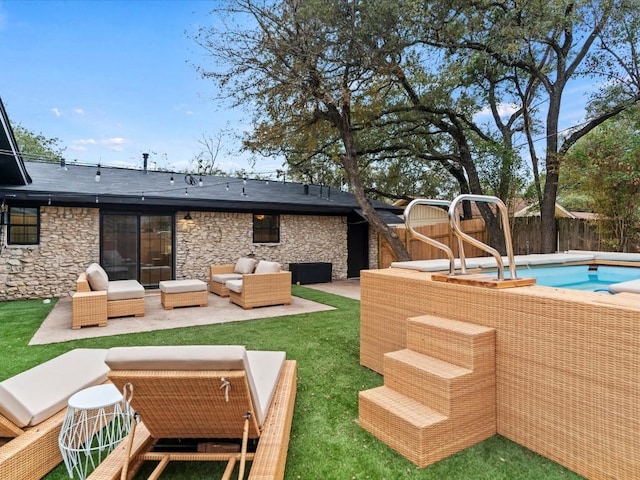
[[226, 261, 292, 309], [0, 349, 110, 480], [72, 262, 145, 328]]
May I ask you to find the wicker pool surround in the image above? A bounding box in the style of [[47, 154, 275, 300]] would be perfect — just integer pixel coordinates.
[[360, 267, 640, 480]]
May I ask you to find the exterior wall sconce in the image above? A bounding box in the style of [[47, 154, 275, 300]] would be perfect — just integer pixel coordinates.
[[184, 212, 193, 220]]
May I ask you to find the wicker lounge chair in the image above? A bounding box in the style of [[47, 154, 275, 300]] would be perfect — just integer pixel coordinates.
[[93, 345, 297, 480], [0, 349, 110, 480]]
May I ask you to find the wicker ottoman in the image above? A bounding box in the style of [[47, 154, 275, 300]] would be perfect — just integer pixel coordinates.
[[159, 280, 208, 310]]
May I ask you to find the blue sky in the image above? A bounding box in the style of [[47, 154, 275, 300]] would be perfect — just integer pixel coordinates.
[[0, 0, 276, 174]]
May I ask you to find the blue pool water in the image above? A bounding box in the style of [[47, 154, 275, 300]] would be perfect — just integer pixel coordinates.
[[493, 265, 640, 292]]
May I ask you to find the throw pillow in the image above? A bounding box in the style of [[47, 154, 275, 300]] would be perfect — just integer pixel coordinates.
[[86, 263, 109, 291], [254, 261, 281, 274], [234, 257, 257, 274]]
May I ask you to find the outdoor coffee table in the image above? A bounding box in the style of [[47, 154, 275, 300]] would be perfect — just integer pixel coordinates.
[[58, 384, 133, 479]]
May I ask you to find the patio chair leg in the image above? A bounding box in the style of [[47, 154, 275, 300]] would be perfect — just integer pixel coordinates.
[[238, 413, 251, 480], [221, 457, 237, 480], [120, 416, 137, 480]]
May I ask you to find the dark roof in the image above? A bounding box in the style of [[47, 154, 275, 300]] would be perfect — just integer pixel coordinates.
[[0, 161, 403, 217], [0, 98, 31, 186]]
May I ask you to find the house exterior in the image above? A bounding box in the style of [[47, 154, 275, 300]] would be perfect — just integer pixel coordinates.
[[0, 103, 402, 301]]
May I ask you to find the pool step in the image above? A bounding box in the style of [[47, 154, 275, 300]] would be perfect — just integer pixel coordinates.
[[359, 315, 496, 468]]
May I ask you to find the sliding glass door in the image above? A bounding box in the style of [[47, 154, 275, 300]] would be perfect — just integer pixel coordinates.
[[101, 213, 174, 287]]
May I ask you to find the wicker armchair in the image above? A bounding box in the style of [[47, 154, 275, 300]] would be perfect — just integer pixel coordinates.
[[226, 262, 292, 309], [72, 263, 145, 329], [209, 257, 257, 297]]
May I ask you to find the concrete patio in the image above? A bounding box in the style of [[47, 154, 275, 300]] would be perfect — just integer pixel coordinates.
[[30, 280, 360, 345]]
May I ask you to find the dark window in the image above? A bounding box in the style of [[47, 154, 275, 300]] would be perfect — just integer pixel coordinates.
[[8, 206, 40, 245], [253, 214, 280, 243]]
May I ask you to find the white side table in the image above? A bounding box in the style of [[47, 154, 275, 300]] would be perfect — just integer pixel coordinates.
[[58, 384, 133, 479]]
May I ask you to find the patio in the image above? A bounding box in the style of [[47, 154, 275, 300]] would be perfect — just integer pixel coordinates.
[[29, 280, 361, 345]]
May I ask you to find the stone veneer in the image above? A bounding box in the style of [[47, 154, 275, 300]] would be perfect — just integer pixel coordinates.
[[0, 207, 361, 300]]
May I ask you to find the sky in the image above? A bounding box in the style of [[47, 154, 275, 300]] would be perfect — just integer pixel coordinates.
[[0, 0, 279, 175]]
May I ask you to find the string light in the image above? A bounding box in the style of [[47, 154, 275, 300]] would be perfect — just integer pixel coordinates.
[[170, 173, 174, 185], [95, 196, 99, 203], [95, 163, 101, 182], [226, 183, 229, 191], [185, 188, 188, 196], [141, 192, 145, 201], [198, 176, 203, 187]]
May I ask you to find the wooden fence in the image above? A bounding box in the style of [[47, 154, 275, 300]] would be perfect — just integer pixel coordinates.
[[379, 219, 487, 268], [379, 217, 608, 267]]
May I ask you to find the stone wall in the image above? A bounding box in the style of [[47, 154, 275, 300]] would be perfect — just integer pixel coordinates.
[[0, 206, 99, 301], [0, 207, 350, 300], [176, 211, 348, 283]]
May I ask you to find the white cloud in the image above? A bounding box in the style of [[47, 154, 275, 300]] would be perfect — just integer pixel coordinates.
[[104, 137, 127, 151], [51, 107, 62, 117], [73, 139, 98, 146], [74, 108, 85, 115], [474, 103, 520, 120]]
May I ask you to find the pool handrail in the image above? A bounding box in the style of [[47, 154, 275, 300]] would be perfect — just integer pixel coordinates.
[[448, 194, 518, 281], [404, 199, 466, 275]]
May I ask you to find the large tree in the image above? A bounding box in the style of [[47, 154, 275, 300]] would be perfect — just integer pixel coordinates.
[[418, 0, 640, 252], [195, 0, 640, 259], [195, 0, 415, 260], [12, 124, 65, 164]]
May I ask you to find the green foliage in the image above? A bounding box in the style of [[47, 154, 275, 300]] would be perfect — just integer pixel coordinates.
[[562, 108, 640, 251], [12, 124, 65, 163], [2, 290, 582, 479]]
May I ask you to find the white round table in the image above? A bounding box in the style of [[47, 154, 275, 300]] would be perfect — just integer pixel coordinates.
[[58, 384, 133, 479]]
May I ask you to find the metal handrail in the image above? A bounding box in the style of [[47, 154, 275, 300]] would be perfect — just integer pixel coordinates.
[[404, 199, 466, 275], [447, 194, 517, 280]]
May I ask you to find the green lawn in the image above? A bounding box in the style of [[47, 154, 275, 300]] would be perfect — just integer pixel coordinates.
[[0, 287, 583, 479]]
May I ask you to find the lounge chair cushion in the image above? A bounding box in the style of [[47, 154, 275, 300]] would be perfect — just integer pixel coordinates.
[[86, 263, 109, 291], [104, 345, 285, 425], [608, 279, 640, 294], [107, 280, 145, 301], [254, 261, 281, 274], [159, 279, 207, 294], [0, 348, 109, 428], [212, 273, 243, 284], [234, 257, 257, 274], [225, 279, 243, 294]]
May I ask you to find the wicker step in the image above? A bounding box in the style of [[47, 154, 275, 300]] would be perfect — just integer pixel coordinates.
[[407, 315, 495, 370], [359, 386, 451, 467], [384, 349, 479, 416]]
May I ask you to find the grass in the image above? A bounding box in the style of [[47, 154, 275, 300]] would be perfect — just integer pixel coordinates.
[[0, 287, 584, 479]]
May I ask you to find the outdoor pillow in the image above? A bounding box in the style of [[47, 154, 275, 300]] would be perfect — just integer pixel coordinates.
[[234, 257, 257, 274], [254, 261, 281, 274], [86, 262, 109, 291]]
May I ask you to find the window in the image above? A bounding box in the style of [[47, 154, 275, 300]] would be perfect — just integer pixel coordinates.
[[253, 214, 280, 243], [8, 206, 40, 245]]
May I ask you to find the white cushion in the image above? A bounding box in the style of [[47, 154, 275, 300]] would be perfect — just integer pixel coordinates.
[[105, 345, 285, 426], [86, 263, 109, 291], [107, 280, 145, 301], [212, 273, 243, 284], [234, 257, 257, 274], [159, 279, 207, 294], [608, 279, 640, 294], [255, 261, 281, 274], [225, 279, 243, 293], [0, 349, 109, 428]]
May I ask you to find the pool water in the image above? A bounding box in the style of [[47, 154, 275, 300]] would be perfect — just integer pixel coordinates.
[[496, 265, 640, 292]]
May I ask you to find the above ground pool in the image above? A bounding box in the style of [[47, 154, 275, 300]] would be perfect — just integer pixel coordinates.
[[494, 265, 640, 292]]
